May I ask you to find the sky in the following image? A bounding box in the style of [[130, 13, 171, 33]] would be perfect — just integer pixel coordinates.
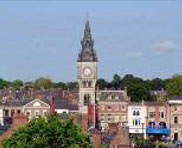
[[0, 0, 181, 82]]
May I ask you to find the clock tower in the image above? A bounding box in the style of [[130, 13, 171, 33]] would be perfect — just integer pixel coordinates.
[[77, 20, 97, 128]]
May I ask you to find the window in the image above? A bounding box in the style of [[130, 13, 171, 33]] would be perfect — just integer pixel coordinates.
[[108, 106, 112, 110], [43, 110, 47, 116], [133, 111, 136, 116], [111, 95, 115, 100], [174, 107, 177, 111], [149, 112, 155, 118], [135, 120, 138, 126], [35, 110, 40, 117], [174, 117, 178, 124], [17, 110, 21, 114], [133, 110, 140, 116], [137, 111, 140, 116], [133, 119, 141, 126], [84, 94, 90, 105], [26, 111, 30, 117], [108, 118, 111, 121], [4, 110, 9, 116], [160, 112, 165, 118], [11, 109, 15, 117]]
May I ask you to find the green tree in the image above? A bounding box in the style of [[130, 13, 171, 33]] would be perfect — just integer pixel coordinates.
[[0, 79, 10, 89], [166, 74, 182, 97], [2, 115, 93, 148], [96, 78, 108, 89], [149, 78, 165, 90], [55, 82, 67, 90], [34, 77, 53, 90], [128, 83, 153, 102], [111, 74, 121, 89], [11, 80, 23, 90], [66, 82, 78, 91], [121, 74, 143, 89]]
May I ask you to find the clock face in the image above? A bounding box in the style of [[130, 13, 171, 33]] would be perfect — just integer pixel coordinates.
[[83, 67, 92, 77]]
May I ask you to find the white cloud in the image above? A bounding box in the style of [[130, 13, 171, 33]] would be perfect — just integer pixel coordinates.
[[152, 41, 179, 54], [127, 51, 145, 57]]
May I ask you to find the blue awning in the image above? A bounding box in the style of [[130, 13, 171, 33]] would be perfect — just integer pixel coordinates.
[[146, 127, 170, 135]]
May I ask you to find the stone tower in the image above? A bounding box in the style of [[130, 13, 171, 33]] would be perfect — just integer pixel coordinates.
[[77, 20, 97, 128]]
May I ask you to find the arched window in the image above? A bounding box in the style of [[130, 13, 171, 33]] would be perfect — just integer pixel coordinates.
[[82, 81, 87, 87], [84, 94, 90, 105], [88, 81, 92, 87], [137, 111, 140, 116], [133, 111, 136, 116]]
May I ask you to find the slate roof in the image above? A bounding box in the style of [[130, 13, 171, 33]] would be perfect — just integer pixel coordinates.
[[68, 104, 78, 111], [98, 90, 128, 102], [54, 98, 78, 111], [169, 96, 182, 100], [54, 98, 69, 109], [0, 98, 51, 108]]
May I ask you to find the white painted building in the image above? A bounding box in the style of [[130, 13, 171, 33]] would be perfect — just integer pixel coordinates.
[[128, 102, 147, 137], [0, 108, 4, 126]]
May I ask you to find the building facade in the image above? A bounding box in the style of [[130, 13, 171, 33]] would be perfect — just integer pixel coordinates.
[[146, 102, 170, 139], [96, 90, 129, 130], [128, 102, 147, 138], [23, 99, 51, 121], [168, 96, 182, 142], [77, 20, 97, 128]]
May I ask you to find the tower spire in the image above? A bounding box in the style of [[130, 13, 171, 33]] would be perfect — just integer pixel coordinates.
[[78, 20, 97, 62]]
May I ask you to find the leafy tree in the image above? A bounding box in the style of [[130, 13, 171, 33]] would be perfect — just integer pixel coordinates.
[[55, 82, 67, 90], [11, 80, 23, 90], [96, 79, 108, 89], [66, 82, 78, 91], [2, 115, 93, 148], [128, 83, 153, 102], [166, 74, 182, 97], [111, 74, 121, 89], [34, 77, 53, 90], [0, 79, 10, 89], [121, 74, 143, 89], [149, 78, 165, 90]]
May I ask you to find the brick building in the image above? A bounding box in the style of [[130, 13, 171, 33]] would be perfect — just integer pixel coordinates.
[[96, 90, 129, 130], [168, 96, 182, 142], [146, 102, 170, 139]]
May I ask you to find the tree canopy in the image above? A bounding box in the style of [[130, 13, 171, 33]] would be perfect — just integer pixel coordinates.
[[34, 77, 53, 90], [166, 74, 182, 97], [2, 115, 93, 148]]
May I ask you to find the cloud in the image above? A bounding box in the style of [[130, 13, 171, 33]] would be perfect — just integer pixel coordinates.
[[152, 41, 179, 54], [127, 51, 145, 57]]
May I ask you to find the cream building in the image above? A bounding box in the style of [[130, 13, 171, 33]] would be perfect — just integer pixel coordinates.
[[128, 102, 147, 138]]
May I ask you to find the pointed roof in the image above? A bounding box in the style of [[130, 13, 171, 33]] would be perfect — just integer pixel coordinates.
[[78, 20, 97, 62]]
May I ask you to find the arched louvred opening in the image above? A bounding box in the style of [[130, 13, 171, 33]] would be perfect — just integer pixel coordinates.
[[82, 81, 87, 87], [88, 80, 92, 87], [84, 94, 90, 105]]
